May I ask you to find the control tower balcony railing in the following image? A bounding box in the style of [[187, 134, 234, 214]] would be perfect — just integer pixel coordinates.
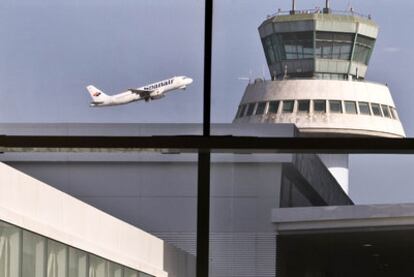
[[266, 9, 372, 20]]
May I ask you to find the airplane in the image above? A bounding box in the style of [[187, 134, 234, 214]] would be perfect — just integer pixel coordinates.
[[86, 76, 193, 107]]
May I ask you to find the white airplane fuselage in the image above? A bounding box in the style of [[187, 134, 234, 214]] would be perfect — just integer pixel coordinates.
[[87, 76, 193, 107]]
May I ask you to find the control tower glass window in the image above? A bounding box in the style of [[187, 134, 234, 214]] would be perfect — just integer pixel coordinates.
[[329, 100, 343, 113], [354, 35, 375, 65], [298, 100, 310, 113], [371, 103, 382, 116], [345, 101, 357, 114], [238, 105, 246, 118], [358, 102, 371, 115], [268, 101, 280, 114], [246, 103, 255, 116], [255, 102, 266, 115], [381, 105, 391, 118], [263, 32, 313, 63], [282, 100, 294, 113], [313, 100, 326, 113], [316, 32, 354, 60]]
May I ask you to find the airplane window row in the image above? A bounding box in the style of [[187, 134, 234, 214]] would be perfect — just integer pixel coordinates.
[[236, 99, 399, 120]]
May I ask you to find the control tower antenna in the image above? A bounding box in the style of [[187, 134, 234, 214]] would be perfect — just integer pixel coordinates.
[[290, 0, 296, 15], [324, 0, 331, 14]]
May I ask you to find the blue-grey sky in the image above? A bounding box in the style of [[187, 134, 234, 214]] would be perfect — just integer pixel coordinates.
[[0, 0, 413, 204]]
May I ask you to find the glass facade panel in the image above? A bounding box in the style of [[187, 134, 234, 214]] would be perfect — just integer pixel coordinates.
[[69, 247, 87, 277], [358, 102, 371, 115], [238, 105, 246, 118], [371, 103, 382, 116], [89, 255, 106, 277], [329, 100, 342, 113], [124, 268, 138, 277], [262, 37, 276, 64], [345, 101, 357, 114], [0, 220, 152, 277], [107, 262, 122, 277], [315, 32, 354, 60], [246, 103, 255, 116], [390, 107, 398, 120], [313, 100, 326, 112], [268, 101, 279, 114], [255, 102, 266, 115], [23, 231, 46, 277], [353, 35, 375, 65], [382, 105, 391, 118], [0, 222, 20, 277], [298, 100, 310, 112], [47, 240, 67, 277], [282, 100, 294, 113], [264, 32, 313, 63]]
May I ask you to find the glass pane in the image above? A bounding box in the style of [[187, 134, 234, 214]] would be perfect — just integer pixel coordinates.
[[332, 42, 341, 59], [334, 33, 354, 42], [107, 262, 122, 277], [0, 221, 20, 277], [124, 268, 138, 277], [298, 100, 310, 112], [268, 101, 280, 114], [47, 240, 67, 277], [345, 101, 357, 114], [238, 105, 246, 118], [316, 32, 333, 40], [246, 103, 256, 116], [89, 255, 106, 277], [282, 101, 294, 113], [390, 107, 398, 119], [313, 100, 326, 112], [255, 102, 266, 115], [69, 247, 87, 277], [329, 100, 342, 113], [319, 41, 333, 59], [382, 105, 391, 118], [371, 103, 382, 116], [358, 102, 370, 115], [22, 231, 46, 277], [0, 1, 204, 134]]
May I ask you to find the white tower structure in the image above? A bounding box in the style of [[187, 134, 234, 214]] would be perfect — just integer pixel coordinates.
[[233, 1, 405, 194]]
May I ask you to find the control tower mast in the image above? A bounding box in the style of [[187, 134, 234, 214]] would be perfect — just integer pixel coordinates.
[[233, 1, 405, 193]]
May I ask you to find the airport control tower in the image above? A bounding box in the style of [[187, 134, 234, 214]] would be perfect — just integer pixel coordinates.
[[233, 0, 405, 193]]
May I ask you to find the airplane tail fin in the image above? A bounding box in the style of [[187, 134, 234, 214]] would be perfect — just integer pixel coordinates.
[[86, 85, 109, 101]]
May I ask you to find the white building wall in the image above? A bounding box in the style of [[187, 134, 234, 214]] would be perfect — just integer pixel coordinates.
[[0, 162, 195, 277]]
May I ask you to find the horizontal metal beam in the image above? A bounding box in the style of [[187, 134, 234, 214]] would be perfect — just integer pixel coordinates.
[[0, 135, 414, 154]]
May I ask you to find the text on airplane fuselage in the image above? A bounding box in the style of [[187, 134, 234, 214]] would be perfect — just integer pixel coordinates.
[[144, 79, 174, 90]]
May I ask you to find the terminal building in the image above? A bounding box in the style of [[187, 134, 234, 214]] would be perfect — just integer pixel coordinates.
[[1, 2, 413, 277]]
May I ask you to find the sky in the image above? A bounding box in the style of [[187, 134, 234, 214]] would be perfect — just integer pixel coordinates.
[[0, 0, 413, 204]]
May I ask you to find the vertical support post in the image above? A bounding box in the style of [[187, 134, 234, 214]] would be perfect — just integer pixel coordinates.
[[197, 152, 211, 277], [290, 0, 296, 15], [197, 0, 212, 276], [323, 0, 330, 13]]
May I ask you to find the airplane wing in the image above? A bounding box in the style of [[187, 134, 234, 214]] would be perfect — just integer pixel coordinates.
[[128, 89, 153, 99]]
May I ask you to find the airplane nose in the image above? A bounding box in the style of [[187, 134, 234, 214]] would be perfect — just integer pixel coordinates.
[[187, 78, 193, 85]]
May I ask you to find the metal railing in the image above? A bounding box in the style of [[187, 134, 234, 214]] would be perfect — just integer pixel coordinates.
[[266, 8, 371, 20]]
